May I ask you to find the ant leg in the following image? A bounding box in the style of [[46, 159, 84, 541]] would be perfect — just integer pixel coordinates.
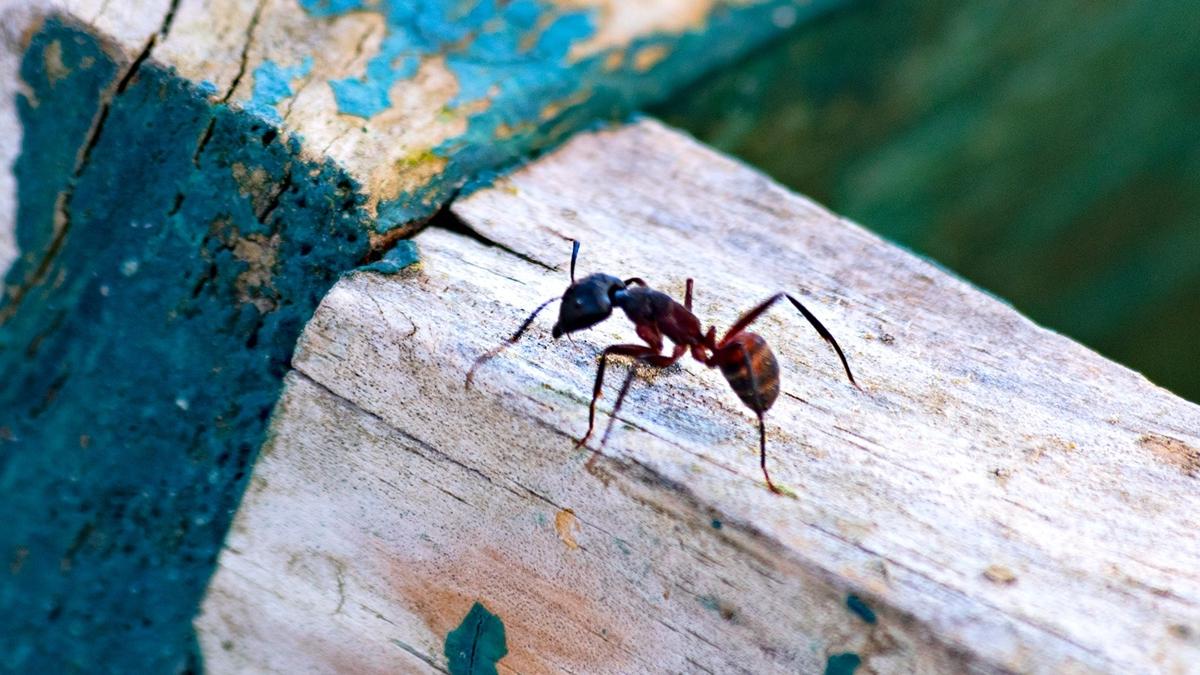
[[731, 345, 780, 494], [720, 293, 858, 388], [719, 293, 783, 345], [757, 411, 776, 494], [578, 344, 658, 448], [597, 344, 687, 448], [685, 278, 694, 311], [600, 365, 639, 448], [585, 344, 687, 471], [784, 294, 858, 388], [466, 295, 559, 388]]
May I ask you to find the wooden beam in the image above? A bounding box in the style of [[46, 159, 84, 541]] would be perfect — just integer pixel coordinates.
[[198, 120, 1200, 673], [0, 1, 844, 667], [0, 2, 839, 670]]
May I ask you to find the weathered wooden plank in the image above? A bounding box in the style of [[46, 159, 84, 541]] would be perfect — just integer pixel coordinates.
[[0, 2, 841, 670], [197, 120, 1200, 673]]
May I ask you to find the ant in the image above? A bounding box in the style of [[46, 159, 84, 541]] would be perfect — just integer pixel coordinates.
[[466, 241, 859, 494]]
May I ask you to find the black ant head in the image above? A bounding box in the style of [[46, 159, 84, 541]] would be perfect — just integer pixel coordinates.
[[552, 273, 625, 338]]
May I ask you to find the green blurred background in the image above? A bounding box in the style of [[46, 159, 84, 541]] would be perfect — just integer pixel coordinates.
[[658, 0, 1200, 402]]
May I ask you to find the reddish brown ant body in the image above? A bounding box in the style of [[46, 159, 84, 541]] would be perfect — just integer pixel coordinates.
[[466, 241, 859, 494]]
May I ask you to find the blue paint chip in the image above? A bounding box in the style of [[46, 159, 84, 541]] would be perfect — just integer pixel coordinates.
[[825, 652, 862, 675], [358, 240, 419, 274], [710, 518, 722, 529], [247, 57, 312, 122], [444, 602, 508, 675], [534, 11, 595, 60], [504, 0, 542, 29], [329, 76, 392, 120], [296, 0, 370, 17], [846, 593, 877, 624]]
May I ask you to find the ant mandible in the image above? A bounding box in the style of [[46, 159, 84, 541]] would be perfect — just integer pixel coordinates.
[[466, 241, 860, 494]]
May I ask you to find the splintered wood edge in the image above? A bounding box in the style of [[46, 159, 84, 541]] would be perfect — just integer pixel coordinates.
[[196, 120, 1200, 674]]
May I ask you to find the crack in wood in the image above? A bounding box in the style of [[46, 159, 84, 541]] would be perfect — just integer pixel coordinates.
[[429, 199, 558, 273], [0, 3, 179, 325], [220, 0, 267, 104]]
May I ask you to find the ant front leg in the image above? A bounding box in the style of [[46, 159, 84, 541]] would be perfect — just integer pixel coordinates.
[[578, 344, 659, 448], [598, 342, 687, 448]]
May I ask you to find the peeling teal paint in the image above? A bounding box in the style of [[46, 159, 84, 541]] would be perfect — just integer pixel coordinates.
[[329, 47, 418, 119], [825, 652, 862, 675], [444, 602, 508, 675], [358, 239, 420, 274], [698, 594, 721, 612], [846, 593, 876, 624], [0, 20, 370, 672], [248, 57, 313, 122], [8, 22, 116, 270], [314, 0, 596, 118], [294, 0, 849, 231]]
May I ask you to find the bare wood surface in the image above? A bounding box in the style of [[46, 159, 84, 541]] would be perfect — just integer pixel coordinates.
[[197, 120, 1200, 673]]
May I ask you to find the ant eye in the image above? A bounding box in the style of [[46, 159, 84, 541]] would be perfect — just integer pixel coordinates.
[[573, 299, 583, 307]]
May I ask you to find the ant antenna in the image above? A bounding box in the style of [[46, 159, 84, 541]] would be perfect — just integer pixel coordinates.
[[785, 295, 860, 390], [570, 240, 580, 283], [465, 296, 559, 388]]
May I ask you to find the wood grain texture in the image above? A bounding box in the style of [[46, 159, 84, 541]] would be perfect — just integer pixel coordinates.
[[197, 120, 1200, 673], [0, 3, 839, 667]]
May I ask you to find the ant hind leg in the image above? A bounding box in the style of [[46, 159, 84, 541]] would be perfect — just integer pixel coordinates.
[[720, 292, 858, 388], [757, 412, 780, 494]]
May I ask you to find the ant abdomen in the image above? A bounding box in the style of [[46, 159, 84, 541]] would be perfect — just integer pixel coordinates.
[[719, 332, 780, 413]]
